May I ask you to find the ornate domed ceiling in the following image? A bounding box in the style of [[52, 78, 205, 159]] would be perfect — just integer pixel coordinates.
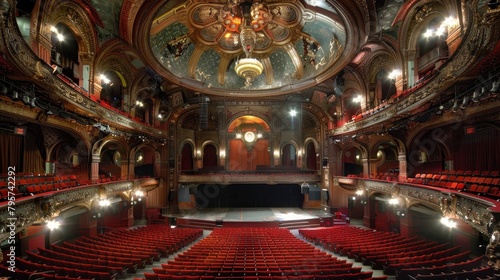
[[149, 0, 348, 96]]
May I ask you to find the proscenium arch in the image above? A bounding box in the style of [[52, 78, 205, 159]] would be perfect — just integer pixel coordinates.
[[226, 114, 272, 132]]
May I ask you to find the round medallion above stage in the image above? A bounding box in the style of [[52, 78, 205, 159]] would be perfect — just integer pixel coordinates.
[[243, 131, 256, 143], [149, 0, 349, 96]]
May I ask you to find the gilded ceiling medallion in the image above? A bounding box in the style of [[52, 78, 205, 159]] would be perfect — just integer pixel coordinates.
[[150, 0, 346, 95]]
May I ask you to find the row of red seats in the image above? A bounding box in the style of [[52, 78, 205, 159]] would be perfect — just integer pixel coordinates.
[[406, 172, 500, 198], [381, 247, 469, 274], [365, 242, 448, 269], [144, 228, 382, 280], [37, 246, 129, 278], [77, 225, 203, 259], [24, 251, 117, 280], [436, 170, 499, 177], [0, 260, 95, 280], [396, 255, 484, 279], [143, 273, 382, 280], [407, 265, 492, 279], [299, 226, 485, 279]]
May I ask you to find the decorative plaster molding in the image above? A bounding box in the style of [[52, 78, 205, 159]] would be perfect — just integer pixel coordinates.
[[0, 179, 159, 243]]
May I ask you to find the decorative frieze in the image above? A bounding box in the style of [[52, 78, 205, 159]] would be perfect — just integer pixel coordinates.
[[456, 196, 494, 236]]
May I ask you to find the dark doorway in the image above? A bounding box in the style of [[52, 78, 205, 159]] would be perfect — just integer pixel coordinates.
[[195, 184, 303, 208]]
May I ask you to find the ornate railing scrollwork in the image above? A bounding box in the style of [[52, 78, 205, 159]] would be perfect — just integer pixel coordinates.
[[339, 177, 500, 236], [0, 178, 160, 243]]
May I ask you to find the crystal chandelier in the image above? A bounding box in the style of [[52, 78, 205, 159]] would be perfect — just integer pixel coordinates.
[[235, 26, 263, 86], [221, 1, 268, 86]]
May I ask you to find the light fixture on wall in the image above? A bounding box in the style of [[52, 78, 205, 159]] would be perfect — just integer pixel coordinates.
[[440, 216, 457, 228], [47, 219, 61, 230]]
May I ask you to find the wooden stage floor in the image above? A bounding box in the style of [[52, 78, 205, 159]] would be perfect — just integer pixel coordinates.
[[171, 208, 333, 229]]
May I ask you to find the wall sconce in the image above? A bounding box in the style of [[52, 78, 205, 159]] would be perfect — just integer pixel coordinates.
[[220, 150, 226, 158], [99, 74, 111, 85], [274, 150, 279, 157], [440, 216, 457, 228], [47, 220, 60, 231], [388, 197, 400, 205], [388, 69, 401, 80], [99, 198, 111, 207]]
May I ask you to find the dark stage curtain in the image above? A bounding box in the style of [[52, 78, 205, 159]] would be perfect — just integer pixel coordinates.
[[23, 133, 45, 174], [0, 132, 23, 174], [196, 184, 303, 208], [453, 127, 499, 172]]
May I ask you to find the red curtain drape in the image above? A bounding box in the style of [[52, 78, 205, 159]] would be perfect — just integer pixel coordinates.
[[306, 142, 317, 170], [453, 127, 499, 171], [23, 133, 45, 174], [203, 144, 218, 167], [228, 139, 270, 171], [0, 132, 23, 174], [181, 144, 193, 171]]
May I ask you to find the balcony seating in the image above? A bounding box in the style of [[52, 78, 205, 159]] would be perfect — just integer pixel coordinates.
[[403, 170, 500, 198]]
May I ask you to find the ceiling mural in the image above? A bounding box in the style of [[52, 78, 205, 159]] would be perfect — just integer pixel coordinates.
[[91, 0, 123, 42], [149, 0, 346, 95]]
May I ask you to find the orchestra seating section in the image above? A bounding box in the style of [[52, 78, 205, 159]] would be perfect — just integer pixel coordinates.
[[405, 170, 500, 198], [141, 227, 381, 280], [299, 226, 491, 280], [0, 225, 202, 280]]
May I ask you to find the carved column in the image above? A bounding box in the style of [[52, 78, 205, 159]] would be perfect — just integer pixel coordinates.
[[91, 154, 100, 182], [361, 158, 369, 178], [369, 158, 378, 178], [128, 158, 135, 179], [398, 154, 407, 182], [121, 161, 128, 180]]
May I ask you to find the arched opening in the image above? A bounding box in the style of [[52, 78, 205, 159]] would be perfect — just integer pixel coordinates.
[[371, 141, 399, 178], [375, 69, 397, 103], [99, 141, 126, 179], [416, 17, 449, 79], [181, 143, 194, 171], [100, 71, 123, 110], [50, 23, 79, 83], [227, 115, 271, 171], [281, 143, 297, 167], [202, 144, 218, 169], [305, 141, 318, 171], [343, 146, 363, 177], [134, 148, 155, 178]]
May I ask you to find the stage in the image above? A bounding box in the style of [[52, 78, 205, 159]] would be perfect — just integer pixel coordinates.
[[170, 208, 337, 229]]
